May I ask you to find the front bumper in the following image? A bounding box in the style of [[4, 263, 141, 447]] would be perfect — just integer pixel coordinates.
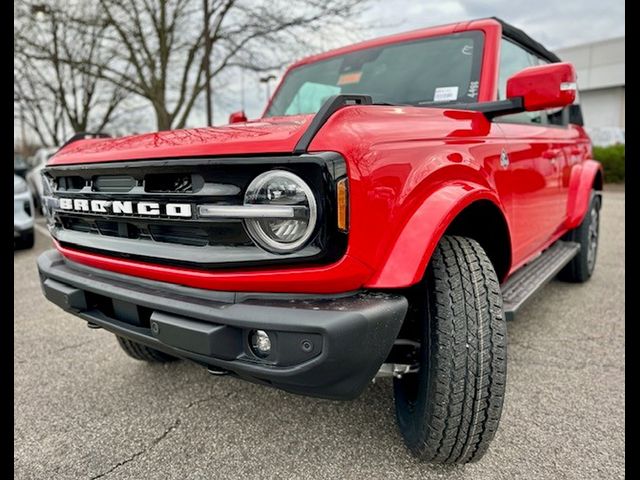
[[14, 190, 34, 236], [37, 249, 408, 400]]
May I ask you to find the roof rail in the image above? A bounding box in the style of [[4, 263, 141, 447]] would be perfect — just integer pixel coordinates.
[[490, 17, 561, 63]]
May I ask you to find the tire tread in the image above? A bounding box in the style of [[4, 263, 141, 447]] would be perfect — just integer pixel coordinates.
[[395, 235, 507, 463]]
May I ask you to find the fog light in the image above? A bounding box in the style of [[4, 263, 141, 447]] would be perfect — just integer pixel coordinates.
[[250, 330, 272, 357]]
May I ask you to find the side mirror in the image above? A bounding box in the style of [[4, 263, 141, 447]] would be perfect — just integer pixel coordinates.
[[228, 111, 248, 124], [507, 62, 577, 111]]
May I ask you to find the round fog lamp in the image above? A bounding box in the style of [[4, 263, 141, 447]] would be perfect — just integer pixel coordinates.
[[244, 170, 317, 253], [250, 330, 272, 357]]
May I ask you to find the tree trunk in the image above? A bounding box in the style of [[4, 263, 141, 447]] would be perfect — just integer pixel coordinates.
[[153, 103, 173, 131]]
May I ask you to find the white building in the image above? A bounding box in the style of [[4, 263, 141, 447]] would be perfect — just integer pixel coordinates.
[[555, 37, 625, 131]]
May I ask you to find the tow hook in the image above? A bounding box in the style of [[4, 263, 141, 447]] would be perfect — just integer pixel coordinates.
[[375, 363, 420, 380], [87, 322, 101, 329], [374, 338, 420, 380]]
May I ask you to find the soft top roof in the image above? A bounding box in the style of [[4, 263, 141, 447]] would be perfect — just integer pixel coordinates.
[[492, 17, 561, 63]]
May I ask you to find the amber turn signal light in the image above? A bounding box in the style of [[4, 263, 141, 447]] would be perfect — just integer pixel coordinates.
[[337, 178, 348, 232]]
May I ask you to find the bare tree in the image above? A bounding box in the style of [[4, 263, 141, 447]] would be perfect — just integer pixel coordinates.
[[67, 0, 372, 131], [14, 1, 128, 146], [14, 55, 67, 146]]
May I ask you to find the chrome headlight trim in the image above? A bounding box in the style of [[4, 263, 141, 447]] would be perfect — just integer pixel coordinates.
[[242, 170, 317, 253]]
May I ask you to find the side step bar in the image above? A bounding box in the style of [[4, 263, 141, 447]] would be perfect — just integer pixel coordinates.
[[501, 241, 580, 320]]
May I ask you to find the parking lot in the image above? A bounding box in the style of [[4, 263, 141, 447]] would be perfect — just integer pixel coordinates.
[[14, 189, 624, 480]]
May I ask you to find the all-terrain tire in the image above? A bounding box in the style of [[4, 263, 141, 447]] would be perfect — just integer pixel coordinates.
[[558, 191, 601, 283], [116, 335, 178, 363], [393, 235, 507, 463]]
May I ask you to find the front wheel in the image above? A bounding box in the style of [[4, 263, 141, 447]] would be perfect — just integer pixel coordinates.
[[393, 235, 507, 463]]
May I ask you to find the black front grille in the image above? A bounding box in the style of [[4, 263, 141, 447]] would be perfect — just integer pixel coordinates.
[[44, 153, 347, 270], [93, 175, 136, 192], [61, 216, 95, 233], [148, 224, 209, 246], [56, 176, 85, 191], [145, 173, 195, 193]]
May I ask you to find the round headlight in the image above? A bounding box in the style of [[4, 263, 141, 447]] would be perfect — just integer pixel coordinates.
[[244, 170, 317, 253]]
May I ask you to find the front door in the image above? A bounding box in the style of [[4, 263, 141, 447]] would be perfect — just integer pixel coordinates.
[[495, 38, 566, 266]]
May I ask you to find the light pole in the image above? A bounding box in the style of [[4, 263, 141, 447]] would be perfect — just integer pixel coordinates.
[[260, 74, 276, 103], [30, 4, 52, 18], [203, 0, 213, 125], [20, 102, 26, 154]]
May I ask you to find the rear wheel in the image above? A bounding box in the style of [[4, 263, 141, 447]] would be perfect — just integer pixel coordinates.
[[558, 191, 601, 282], [393, 235, 507, 463], [115, 335, 178, 363]]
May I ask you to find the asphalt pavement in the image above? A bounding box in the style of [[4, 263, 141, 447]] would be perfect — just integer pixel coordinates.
[[14, 188, 625, 479]]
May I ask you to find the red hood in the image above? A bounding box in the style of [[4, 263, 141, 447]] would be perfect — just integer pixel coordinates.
[[49, 115, 314, 165]]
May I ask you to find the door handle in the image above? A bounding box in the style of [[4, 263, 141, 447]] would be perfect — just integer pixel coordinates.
[[542, 150, 559, 160]]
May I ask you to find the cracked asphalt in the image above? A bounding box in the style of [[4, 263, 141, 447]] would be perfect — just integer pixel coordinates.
[[14, 188, 625, 479]]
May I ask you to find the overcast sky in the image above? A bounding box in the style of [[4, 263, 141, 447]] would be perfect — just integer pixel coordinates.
[[366, 0, 625, 50], [224, 0, 624, 123], [14, 0, 626, 146]]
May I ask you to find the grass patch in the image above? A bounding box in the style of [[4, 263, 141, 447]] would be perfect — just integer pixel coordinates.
[[593, 144, 625, 183]]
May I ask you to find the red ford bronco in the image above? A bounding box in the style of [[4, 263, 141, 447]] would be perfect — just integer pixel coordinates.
[[38, 17, 602, 463]]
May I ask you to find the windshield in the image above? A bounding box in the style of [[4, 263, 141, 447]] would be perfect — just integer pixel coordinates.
[[265, 31, 484, 117]]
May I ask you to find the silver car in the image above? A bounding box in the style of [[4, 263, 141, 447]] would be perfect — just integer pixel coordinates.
[[14, 174, 35, 249]]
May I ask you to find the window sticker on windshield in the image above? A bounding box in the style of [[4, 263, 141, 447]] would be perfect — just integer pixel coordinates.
[[434, 86, 459, 102], [467, 81, 479, 98], [337, 72, 362, 85]]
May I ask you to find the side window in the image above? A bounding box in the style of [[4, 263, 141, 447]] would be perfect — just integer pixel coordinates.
[[496, 39, 546, 125], [546, 107, 567, 126]]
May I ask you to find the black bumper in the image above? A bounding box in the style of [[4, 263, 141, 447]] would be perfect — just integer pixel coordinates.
[[37, 250, 408, 400]]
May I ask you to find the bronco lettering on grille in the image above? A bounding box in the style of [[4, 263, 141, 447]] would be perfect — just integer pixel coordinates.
[[58, 198, 192, 218]]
